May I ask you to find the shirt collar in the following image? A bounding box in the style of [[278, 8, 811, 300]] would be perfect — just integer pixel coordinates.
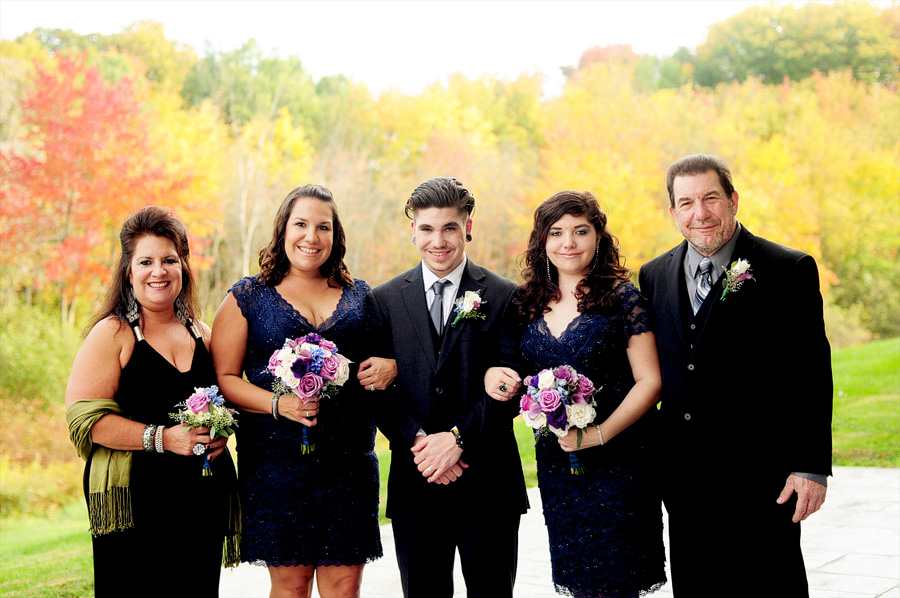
[[687, 222, 742, 282], [422, 254, 468, 293]]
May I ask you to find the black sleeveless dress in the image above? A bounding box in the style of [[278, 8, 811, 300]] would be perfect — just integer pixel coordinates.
[[84, 324, 237, 597]]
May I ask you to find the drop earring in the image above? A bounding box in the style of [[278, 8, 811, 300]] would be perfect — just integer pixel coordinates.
[[546, 256, 552, 281], [588, 245, 600, 275], [125, 286, 145, 341]]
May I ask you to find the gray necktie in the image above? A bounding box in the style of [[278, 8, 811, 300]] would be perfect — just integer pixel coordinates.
[[693, 258, 713, 314], [430, 279, 450, 335]]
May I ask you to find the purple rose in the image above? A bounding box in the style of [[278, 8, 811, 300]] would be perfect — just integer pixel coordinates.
[[291, 357, 309, 378], [577, 375, 595, 398], [547, 406, 569, 430], [538, 388, 562, 413], [523, 375, 535, 388], [268, 351, 281, 372], [319, 355, 339, 381], [520, 394, 537, 415], [304, 333, 322, 344], [318, 338, 337, 352], [553, 366, 574, 384], [186, 392, 210, 414], [570, 392, 587, 405], [295, 372, 323, 402]]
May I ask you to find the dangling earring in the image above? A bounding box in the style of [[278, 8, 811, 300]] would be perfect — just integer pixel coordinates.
[[588, 245, 600, 275], [546, 255, 553, 282], [411, 236, 416, 244], [174, 292, 189, 327], [125, 286, 144, 341]]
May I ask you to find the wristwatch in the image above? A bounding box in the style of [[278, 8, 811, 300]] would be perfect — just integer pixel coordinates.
[[450, 425, 464, 449]]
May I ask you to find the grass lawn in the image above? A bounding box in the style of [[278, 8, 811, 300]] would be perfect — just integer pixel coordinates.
[[2, 337, 896, 595], [831, 337, 900, 467]]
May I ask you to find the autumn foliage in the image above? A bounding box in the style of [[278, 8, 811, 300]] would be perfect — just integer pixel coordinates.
[[1, 4, 898, 339]]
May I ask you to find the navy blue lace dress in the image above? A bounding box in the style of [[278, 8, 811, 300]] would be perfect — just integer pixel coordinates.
[[522, 284, 666, 597], [229, 276, 382, 567]]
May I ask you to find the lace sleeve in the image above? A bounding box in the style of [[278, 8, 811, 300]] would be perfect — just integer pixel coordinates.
[[228, 276, 259, 320], [617, 283, 652, 340]]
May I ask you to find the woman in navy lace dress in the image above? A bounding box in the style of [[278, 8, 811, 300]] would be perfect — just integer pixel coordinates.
[[212, 185, 396, 597], [486, 191, 667, 597]]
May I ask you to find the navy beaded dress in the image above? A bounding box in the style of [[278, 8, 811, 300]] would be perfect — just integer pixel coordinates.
[[229, 276, 382, 568], [522, 284, 666, 597]]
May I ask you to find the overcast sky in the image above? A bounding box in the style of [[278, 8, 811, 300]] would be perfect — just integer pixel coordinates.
[[1, 1, 893, 97]]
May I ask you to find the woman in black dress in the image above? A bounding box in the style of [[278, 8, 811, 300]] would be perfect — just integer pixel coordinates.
[[211, 185, 395, 598], [66, 206, 239, 597]]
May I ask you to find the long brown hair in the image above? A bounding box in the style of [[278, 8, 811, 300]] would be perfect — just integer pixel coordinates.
[[515, 191, 631, 322], [84, 206, 199, 335], [257, 184, 352, 288]]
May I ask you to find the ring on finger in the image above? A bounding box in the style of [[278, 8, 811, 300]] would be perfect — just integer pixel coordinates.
[[192, 443, 207, 456], [499, 383, 508, 392], [305, 410, 309, 418], [368, 384, 375, 391]]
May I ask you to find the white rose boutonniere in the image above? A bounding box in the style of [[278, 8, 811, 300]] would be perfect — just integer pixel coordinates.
[[720, 258, 755, 300], [450, 290, 486, 327]]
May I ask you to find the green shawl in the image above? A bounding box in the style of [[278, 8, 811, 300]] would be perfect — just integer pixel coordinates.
[[65, 399, 134, 536], [66, 400, 242, 567]]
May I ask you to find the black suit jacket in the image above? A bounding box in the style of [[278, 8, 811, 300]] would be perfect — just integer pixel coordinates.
[[639, 226, 833, 493], [367, 259, 528, 522]]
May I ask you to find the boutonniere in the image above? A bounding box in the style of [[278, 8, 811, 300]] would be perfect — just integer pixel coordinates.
[[450, 290, 486, 327], [720, 258, 755, 300]]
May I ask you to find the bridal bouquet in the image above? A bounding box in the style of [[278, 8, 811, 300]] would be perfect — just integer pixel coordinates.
[[519, 365, 598, 474], [267, 333, 351, 454], [169, 385, 237, 476]]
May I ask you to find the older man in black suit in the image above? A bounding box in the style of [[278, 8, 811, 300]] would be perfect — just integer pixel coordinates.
[[366, 177, 528, 598], [639, 155, 833, 597]]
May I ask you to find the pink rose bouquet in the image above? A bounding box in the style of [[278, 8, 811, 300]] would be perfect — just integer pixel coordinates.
[[267, 333, 351, 454], [519, 365, 599, 474], [169, 385, 237, 476]]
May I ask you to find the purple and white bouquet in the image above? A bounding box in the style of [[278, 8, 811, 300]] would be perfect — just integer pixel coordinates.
[[267, 333, 351, 453], [519, 365, 598, 474], [169, 385, 237, 476]]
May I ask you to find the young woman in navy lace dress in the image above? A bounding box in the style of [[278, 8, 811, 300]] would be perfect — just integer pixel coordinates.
[[486, 191, 667, 597], [212, 185, 396, 597]]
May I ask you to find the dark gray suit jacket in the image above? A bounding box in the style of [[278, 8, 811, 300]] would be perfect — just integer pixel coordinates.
[[367, 259, 528, 522]]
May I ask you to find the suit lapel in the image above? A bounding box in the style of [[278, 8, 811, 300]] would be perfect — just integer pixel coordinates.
[[436, 260, 487, 372], [400, 265, 438, 372], [662, 242, 691, 353]]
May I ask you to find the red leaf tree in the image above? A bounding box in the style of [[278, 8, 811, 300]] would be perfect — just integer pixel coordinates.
[[1, 51, 189, 323]]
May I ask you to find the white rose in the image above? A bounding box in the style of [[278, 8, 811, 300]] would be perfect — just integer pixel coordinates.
[[276, 347, 294, 365], [566, 403, 596, 428], [524, 411, 547, 429], [460, 291, 479, 312], [333, 357, 351, 386], [537, 370, 557, 390], [734, 259, 751, 275], [548, 424, 568, 437]]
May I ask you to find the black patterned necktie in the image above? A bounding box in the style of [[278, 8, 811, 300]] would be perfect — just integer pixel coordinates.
[[693, 258, 713, 314], [430, 279, 450, 335]]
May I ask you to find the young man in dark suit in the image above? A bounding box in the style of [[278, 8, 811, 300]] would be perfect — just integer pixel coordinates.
[[366, 177, 528, 598], [638, 154, 833, 597]]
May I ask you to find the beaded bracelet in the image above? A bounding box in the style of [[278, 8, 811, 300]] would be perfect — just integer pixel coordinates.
[[272, 395, 280, 420], [154, 425, 165, 454], [596, 425, 605, 446], [141, 424, 157, 452]]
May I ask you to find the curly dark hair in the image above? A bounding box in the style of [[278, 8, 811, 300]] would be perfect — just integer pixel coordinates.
[[257, 184, 353, 288], [85, 206, 199, 335], [515, 190, 631, 322]]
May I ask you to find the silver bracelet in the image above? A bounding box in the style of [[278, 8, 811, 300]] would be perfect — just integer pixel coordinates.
[[141, 424, 157, 452], [596, 425, 605, 446], [272, 395, 280, 420], [154, 425, 165, 453]]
